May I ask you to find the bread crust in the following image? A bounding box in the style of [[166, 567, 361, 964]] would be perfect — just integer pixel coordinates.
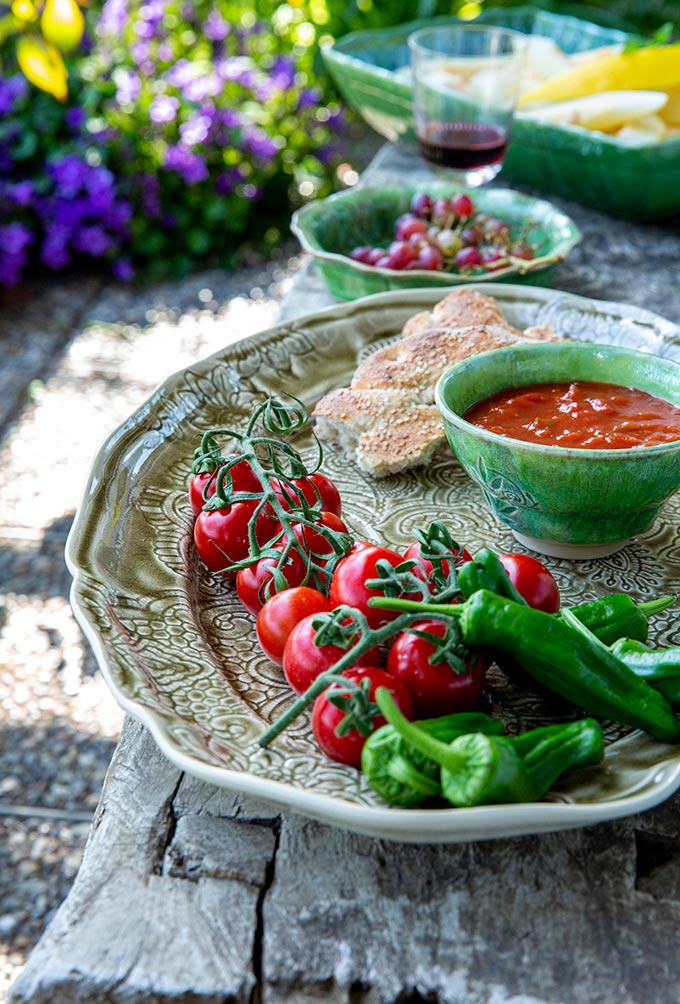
[[313, 289, 557, 477]]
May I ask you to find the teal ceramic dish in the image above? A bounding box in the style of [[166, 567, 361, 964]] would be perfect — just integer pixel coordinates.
[[291, 183, 580, 301], [435, 342, 680, 559], [322, 7, 680, 221]]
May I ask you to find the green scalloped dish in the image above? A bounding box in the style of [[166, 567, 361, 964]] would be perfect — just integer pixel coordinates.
[[322, 7, 680, 221], [291, 183, 581, 300]]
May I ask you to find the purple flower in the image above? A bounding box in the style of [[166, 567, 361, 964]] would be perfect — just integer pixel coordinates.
[[216, 56, 254, 88], [180, 112, 211, 146], [157, 42, 173, 62], [139, 0, 165, 22], [0, 147, 13, 175], [164, 145, 208, 184], [214, 168, 243, 196], [72, 225, 113, 257], [133, 19, 158, 39], [9, 181, 34, 207], [0, 75, 28, 116], [138, 173, 162, 217], [1, 223, 32, 255], [297, 87, 321, 111], [271, 57, 295, 90], [65, 106, 86, 131], [183, 73, 220, 102], [98, 0, 128, 36], [85, 164, 115, 195], [115, 68, 141, 105], [217, 108, 240, 129], [131, 40, 151, 65], [243, 126, 279, 161], [112, 257, 135, 281], [204, 10, 229, 41], [41, 225, 72, 271], [150, 94, 179, 124], [49, 154, 90, 198], [166, 59, 195, 89]]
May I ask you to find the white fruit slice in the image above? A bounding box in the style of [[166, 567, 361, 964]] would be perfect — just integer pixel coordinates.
[[520, 90, 668, 132]]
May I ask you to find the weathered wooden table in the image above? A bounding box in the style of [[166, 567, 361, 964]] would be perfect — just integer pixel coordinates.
[[11, 143, 680, 1004]]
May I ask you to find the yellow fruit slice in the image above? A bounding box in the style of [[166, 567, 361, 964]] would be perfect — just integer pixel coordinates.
[[660, 87, 680, 124], [520, 90, 668, 132], [518, 43, 680, 106]]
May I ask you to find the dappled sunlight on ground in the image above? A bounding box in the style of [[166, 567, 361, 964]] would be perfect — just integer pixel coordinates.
[[0, 256, 302, 998]]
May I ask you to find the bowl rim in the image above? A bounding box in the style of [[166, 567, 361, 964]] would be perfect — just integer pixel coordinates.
[[321, 11, 680, 155], [435, 340, 680, 459], [291, 183, 582, 283]]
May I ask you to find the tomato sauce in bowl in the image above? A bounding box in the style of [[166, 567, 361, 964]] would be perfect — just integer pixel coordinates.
[[464, 380, 680, 449]]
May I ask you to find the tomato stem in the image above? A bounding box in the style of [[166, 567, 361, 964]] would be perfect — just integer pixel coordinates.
[[257, 611, 419, 747]]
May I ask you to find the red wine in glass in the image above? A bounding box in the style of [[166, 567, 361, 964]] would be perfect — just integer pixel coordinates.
[[418, 120, 508, 170]]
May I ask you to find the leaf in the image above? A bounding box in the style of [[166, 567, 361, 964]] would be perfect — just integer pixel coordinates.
[[17, 35, 68, 101], [41, 0, 84, 52]]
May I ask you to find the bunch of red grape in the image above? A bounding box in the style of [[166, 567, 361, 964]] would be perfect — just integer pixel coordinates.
[[349, 192, 536, 274]]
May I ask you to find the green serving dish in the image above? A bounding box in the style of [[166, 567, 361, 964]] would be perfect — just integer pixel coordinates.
[[322, 7, 680, 222], [291, 182, 581, 300]]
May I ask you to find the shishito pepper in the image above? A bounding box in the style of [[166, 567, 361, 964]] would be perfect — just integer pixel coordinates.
[[374, 689, 604, 808], [361, 711, 505, 807], [459, 547, 674, 644], [610, 639, 680, 704], [567, 593, 675, 646], [370, 590, 680, 744]]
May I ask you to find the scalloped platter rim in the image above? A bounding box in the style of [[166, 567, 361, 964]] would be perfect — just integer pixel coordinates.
[[66, 283, 680, 843]]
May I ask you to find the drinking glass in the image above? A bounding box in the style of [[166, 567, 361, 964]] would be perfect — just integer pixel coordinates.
[[408, 24, 528, 186]]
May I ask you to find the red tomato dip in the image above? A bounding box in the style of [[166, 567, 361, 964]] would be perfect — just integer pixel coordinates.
[[464, 380, 680, 449]]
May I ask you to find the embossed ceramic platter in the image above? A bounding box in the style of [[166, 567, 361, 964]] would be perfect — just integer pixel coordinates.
[[67, 284, 680, 843]]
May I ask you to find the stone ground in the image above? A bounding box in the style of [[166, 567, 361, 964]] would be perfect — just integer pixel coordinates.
[[0, 246, 306, 1000]]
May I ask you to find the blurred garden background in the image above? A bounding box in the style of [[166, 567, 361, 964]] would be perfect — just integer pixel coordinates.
[[0, 0, 679, 291], [1, 0, 678, 1000]]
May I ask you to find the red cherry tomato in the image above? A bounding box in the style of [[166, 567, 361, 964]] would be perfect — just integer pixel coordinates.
[[329, 544, 405, 630], [291, 510, 350, 566], [386, 619, 486, 718], [256, 586, 331, 666], [273, 472, 342, 517], [189, 456, 261, 517], [282, 613, 382, 695], [236, 546, 307, 616], [498, 553, 561, 613], [193, 502, 279, 574], [402, 539, 472, 591], [311, 666, 414, 768]]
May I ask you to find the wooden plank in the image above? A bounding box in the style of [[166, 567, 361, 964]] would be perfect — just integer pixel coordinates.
[[9, 719, 276, 1004]]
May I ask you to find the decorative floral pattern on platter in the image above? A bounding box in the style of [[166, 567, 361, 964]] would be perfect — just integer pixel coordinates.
[[67, 284, 680, 838]]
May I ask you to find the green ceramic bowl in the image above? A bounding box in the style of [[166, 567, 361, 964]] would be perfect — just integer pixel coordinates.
[[291, 183, 580, 301], [322, 7, 680, 221], [435, 341, 680, 559]]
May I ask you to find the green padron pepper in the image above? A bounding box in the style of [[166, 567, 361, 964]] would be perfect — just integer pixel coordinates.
[[374, 689, 604, 808], [361, 711, 504, 807]]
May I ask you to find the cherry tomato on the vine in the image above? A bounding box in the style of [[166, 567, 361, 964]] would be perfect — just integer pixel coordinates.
[[311, 666, 414, 768], [386, 619, 486, 718], [498, 553, 561, 613], [291, 510, 351, 567], [189, 456, 261, 517], [256, 586, 331, 666], [329, 544, 405, 630], [402, 540, 472, 591], [236, 547, 307, 616], [282, 613, 382, 695], [273, 472, 342, 517], [193, 502, 279, 575]]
